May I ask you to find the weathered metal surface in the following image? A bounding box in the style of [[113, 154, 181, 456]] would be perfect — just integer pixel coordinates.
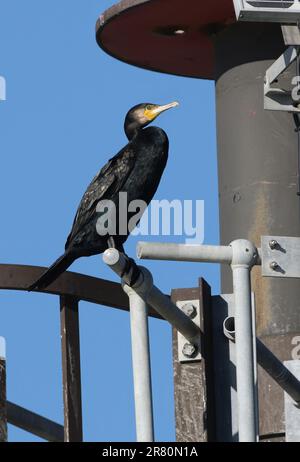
[[284, 360, 300, 442], [215, 23, 300, 438], [0, 263, 162, 319], [60, 296, 83, 442], [261, 236, 300, 278], [264, 47, 300, 112], [0, 338, 7, 442], [171, 280, 216, 442], [211, 294, 238, 441], [7, 401, 64, 442], [258, 334, 298, 440], [96, 0, 235, 79], [282, 25, 300, 46]]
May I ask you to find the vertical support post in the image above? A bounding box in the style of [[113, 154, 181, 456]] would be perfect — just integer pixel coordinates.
[[123, 284, 154, 442], [230, 239, 259, 442], [60, 295, 83, 442], [0, 338, 7, 442], [232, 266, 258, 442], [171, 279, 216, 442], [215, 22, 300, 438]]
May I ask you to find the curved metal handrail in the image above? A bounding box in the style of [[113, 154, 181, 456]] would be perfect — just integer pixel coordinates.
[[0, 264, 162, 319]]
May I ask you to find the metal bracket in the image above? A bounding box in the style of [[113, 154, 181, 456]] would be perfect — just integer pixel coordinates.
[[233, 1, 300, 24], [284, 360, 300, 442], [261, 235, 300, 278], [282, 25, 300, 46], [233, 2, 300, 112], [264, 45, 300, 112], [176, 300, 201, 363]]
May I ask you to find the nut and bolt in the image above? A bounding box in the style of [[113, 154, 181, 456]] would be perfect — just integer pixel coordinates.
[[181, 303, 197, 319], [182, 343, 197, 358], [270, 261, 279, 271], [269, 240, 278, 250]]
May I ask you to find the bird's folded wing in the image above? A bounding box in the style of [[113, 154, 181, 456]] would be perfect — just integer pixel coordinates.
[[65, 147, 136, 248]]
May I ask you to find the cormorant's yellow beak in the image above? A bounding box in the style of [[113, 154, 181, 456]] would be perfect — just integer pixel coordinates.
[[144, 101, 179, 121]]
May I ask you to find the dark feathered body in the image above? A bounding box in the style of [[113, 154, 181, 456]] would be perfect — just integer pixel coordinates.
[[29, 125, 169, 290], [66, 126, 168, 256]]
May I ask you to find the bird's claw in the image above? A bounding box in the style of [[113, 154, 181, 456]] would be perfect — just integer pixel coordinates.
[[120, 254, 141, 287]]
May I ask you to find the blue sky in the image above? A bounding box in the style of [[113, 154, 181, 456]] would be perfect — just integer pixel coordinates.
[[0, 1, 219, 441]]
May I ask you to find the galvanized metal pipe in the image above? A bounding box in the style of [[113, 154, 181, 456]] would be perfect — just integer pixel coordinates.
[[105, 241, 261, 441], [137, 242, 233, 264], [103, 249, 201, 346], [123, 284, 154, 442], [232, 265, 258, 442], [231, 240, 259, 442]]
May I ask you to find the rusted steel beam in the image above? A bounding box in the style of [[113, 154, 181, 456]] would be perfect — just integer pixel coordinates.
[[171, 279, 216, 442], [0, 339, 7, 442], [60, 295, 83, 442], [7, 401, 63, 442], [0, 264, 162, 319]]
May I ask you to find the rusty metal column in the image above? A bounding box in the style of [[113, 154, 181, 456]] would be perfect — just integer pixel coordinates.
[[171, 279, 216, 442], [0, 338, 7, 442], [60, 295, 83, 442], [215, 22, 300, 440]]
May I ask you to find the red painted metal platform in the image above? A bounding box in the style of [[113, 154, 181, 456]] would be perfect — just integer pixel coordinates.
[[96, 0, 236, 79]]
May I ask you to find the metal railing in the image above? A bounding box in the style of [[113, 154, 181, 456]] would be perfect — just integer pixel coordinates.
[[104, 240, 300, 443], [1, 242, 300, 442], [0, 264, 132, 442]]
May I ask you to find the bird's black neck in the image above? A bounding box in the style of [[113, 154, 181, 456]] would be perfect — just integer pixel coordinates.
[[124, 121, 141, 141]]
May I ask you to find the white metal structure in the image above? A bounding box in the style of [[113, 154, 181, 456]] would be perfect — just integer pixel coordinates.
[[234, 0, 300, 23], [136, 239, 259, 442], [104, 238, 300, 442]]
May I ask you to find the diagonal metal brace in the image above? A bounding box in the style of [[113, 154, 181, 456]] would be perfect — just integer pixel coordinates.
[[264, 45, 300, 112]]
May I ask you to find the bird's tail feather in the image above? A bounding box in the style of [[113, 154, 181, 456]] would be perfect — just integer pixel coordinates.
[[28, 252, 75, 291]]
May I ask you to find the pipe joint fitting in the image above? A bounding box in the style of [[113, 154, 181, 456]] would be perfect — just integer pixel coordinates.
[[123, 266, 154, 299], [230, 239, 258, 268]]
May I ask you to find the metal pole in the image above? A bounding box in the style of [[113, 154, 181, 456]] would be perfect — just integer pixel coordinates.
[[123, 285, 154, 442], [103, 249, 201, 346], [137, 239, 260, 441], [0, 337, 7, 442], [137, 242, 233, 264], [232, 266, 258, 442], [231, 241, 259, 442]]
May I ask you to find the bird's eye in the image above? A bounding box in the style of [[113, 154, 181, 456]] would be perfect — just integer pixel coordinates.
[[145, 105, 152, 111]]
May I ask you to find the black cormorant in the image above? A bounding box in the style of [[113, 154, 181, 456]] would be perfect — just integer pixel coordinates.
[[29, 101, 178, 290]]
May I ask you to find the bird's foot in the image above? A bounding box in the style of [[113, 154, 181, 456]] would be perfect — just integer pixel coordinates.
[[120, 254, 141, 287]]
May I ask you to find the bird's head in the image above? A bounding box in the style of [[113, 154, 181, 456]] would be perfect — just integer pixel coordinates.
[[124, 101, 179, 140]]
